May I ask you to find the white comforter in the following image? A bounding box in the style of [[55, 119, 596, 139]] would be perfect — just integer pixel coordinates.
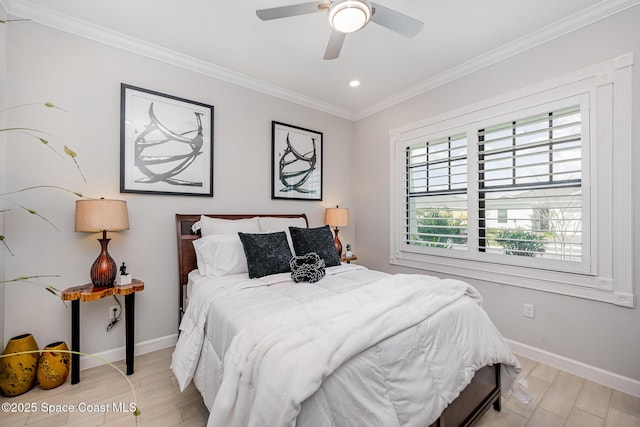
[[172, 264, 520, 427]]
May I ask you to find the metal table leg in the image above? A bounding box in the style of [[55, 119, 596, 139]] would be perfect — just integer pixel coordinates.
[[125, 292, 135, 375], [71, 299, 80, 384]]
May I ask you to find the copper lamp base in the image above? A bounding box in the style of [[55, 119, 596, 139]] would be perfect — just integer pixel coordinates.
[[333, 227, 343, 257], [90, 233, 117, 287]]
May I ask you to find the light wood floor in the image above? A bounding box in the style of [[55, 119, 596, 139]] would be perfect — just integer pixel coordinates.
[[1, 347, 638, 426]]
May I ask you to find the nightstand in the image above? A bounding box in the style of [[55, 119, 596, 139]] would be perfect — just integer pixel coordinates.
[[341, 255, 357, 263], [61, 279, 144, 384]]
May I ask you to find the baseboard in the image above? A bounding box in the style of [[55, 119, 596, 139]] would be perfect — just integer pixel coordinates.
[[507, 339, 640, 398], [79, 333, 178, 371]]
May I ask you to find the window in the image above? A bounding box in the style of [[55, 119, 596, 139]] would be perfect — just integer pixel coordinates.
[[406, 134, 467, 250], [478, 106, 583, 262], [390, 54, 634, 307], [497, 209, 508, 224], [402, 99, 588, 274]]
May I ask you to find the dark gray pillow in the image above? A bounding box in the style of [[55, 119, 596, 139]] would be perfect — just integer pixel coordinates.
[[238, 232, 293, 278], [288, 225, 341, 267]]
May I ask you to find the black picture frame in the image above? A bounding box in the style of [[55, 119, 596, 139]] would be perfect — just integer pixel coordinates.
[[271, 121, 323, 201], [120, 84, 214, 196]]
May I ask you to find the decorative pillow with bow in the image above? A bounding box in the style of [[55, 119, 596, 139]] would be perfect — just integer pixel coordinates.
[[290, 252, 326, 283]]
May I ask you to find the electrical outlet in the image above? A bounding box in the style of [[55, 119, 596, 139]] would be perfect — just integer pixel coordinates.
[[523, 303, 535, 319], [109, 305, 119, 321]]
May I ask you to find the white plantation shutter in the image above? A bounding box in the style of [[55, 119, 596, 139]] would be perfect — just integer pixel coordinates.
[[405, 134, 468, 249], [477, 106, 583, 261], [392, 55, 634, 306], [402, 104, 586, 266]]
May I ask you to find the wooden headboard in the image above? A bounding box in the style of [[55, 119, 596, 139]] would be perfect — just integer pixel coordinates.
[[175, 213, 308, 322]]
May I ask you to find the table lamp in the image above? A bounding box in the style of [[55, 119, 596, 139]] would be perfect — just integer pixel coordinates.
[[75, 198, 129, 287], [325, 205, 349, 256]]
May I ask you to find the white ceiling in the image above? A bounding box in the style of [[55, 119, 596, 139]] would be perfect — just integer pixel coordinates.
[[2, 0, 638, 119]]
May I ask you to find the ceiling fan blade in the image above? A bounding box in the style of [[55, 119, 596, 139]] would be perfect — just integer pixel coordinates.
[[256, 2, 323, 21], [370, 2, 423, 37], [323, 30, 346, 60]]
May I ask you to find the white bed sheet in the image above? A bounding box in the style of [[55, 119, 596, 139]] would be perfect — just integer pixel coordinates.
[[185, 269, 201, 308], [172, 265, 520, 427]]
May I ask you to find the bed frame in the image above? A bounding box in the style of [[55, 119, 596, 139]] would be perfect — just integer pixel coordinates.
[[176, 213, 309, 322], [175, 213, 501, 427]]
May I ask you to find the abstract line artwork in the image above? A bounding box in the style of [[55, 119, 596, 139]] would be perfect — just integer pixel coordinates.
[[134, 103, 203, 187], [271, 121, 323, 201], [279, 132, 317, 193], [120, 84, 214, 196]]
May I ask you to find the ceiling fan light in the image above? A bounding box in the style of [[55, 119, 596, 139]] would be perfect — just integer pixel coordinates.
[[328, 0, 371, 33]]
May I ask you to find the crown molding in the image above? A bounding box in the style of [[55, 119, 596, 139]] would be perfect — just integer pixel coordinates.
[[3, 0, 638, 121], [1, 0, 355, 120], [354, 0, 640, 120]]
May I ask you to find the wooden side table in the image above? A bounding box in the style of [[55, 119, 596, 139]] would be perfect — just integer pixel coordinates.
[[341, 255, 358, 263], [61, 279, 144, 384]]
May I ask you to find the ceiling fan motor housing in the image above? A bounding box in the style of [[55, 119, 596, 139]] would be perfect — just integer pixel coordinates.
[[328, 0, 372, 33]]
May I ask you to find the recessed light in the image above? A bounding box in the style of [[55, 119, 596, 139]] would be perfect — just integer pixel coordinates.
[[349, 80, 361, 87]]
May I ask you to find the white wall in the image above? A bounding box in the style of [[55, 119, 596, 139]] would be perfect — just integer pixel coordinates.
[[3, 2, 638, 395], [0, 5, 7, 349], [354, 6, 640, 385], [3, 21, 355, 358]]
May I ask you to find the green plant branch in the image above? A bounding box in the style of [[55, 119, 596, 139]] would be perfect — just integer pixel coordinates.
[[0, 129, 88, 183], [0, 127, 62, 157], [1, 201, 60, 231], [1, 102, 87, 182], [0, 275, 63, 297], [0, 187, 84, 261], [0, 186, 84, 233], [0, 101, 88, 298], [1, 274, 60, 283], [0, 185, 84, 198], [0, 349, 140, 422], [0, 235, 14, 256], [63, 145, 86, 183], [0, 102, 67, 113], [0, 19, 31, 24]]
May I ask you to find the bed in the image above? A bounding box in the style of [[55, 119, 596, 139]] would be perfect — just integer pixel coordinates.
[[172, 213, 521, 427]]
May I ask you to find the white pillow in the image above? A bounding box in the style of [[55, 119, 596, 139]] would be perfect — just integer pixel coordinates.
[[258, 216, 307, 232], [199, 216, 260, 236], [192, 234, 248, 277], [258, 216, 307, 252]]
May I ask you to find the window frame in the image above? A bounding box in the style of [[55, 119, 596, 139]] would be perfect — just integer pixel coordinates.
[[405, 133, 469, 251], [477, 96, 590, 274], [389, 54, 634, 307]]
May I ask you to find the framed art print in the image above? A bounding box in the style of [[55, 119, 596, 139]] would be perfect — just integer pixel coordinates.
[[120, 84, 214, 196], [271, 121, 323, 201]]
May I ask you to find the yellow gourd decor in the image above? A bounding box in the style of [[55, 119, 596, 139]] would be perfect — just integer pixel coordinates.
[[0, 333, 40, 397], [37, 341, 70, 389]]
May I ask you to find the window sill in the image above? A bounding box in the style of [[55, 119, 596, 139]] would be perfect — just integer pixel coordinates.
[[390, 251, 634, 308]]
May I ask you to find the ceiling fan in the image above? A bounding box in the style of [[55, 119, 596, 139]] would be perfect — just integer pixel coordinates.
[[256, 0, 424, 60]]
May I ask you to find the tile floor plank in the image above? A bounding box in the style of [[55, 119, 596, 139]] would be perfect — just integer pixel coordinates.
[[1, 348, 638, 427]]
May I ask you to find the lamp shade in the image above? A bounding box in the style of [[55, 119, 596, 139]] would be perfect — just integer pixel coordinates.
[[75, 199, 129, 232], [75, 199, 129, 287], [325, 206, 349, 227]]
